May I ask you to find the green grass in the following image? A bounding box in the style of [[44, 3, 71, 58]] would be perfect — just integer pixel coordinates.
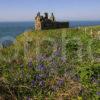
[[0, 26, 100, 99]]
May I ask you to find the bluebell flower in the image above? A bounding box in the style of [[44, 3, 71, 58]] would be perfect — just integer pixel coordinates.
[[39, 81, 45, 87], [54, 50, 60, 56], [28, 61, 33, 67], [27, 97, 31, 100], [57, 79, 64, 87], [96, 91, 100, 96], [34, 74, 41, 80], [32, 80, 35, 86], [37, 64, 46, 71]]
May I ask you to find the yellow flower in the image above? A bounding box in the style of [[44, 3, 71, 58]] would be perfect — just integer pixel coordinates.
[[77, 96, 82, 100]]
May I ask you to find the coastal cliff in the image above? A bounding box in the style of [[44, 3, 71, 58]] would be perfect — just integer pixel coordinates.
[[0, 26, 100, 99]]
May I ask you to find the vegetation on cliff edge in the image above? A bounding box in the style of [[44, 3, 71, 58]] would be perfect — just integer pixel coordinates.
[[0, 26, 100, 99]]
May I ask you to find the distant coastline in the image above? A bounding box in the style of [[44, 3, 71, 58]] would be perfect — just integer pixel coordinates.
[[0, 22, 33, 38], [0, 21, 100, 38], [69, 20, 100, 27]]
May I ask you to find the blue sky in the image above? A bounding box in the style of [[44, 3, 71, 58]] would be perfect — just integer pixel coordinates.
[[0, 0, 100, 21]]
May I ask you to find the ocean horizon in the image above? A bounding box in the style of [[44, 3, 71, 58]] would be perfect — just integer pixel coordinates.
[[0, 21, 100, 39]]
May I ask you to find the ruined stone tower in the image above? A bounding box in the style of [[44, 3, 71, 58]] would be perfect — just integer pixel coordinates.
[[35, 12, 42, 30], [35, 12, 69, 30], [50, 13, 55, 21]]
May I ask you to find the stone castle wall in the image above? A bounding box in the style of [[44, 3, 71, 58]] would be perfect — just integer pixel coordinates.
[[35, 12, 69, 30], [41, 21, 69, 30]]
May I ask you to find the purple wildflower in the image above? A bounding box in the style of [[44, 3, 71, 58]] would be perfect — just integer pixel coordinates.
[[37, 64, 46, 71], [34, 74, 41, 80], [39, 81, 45, 87], [27, 97, 31, 100], [57, 79, 64, 87], [32, 80, 35, 86], [28, 61, 33, 67], [54, 50, 60, 56], [96, 91, 100, 96]]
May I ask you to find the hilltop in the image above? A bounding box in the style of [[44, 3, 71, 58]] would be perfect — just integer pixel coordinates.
[[0, 26, 100, 99]]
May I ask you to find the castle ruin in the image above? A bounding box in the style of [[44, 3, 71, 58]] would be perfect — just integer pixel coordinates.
[[35, 12, 69, 30]]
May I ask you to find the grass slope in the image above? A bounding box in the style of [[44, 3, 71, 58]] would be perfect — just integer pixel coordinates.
[[0, 26, 100, 99]]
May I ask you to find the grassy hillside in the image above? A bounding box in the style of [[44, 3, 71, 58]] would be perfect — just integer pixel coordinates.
[[0, 26, 100, 99]]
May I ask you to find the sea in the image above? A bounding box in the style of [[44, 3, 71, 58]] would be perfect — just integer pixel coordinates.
[[0, 21, 100, 39]]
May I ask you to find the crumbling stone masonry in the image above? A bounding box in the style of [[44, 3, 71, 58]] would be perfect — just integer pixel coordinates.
[[35, 12, 69, 30]]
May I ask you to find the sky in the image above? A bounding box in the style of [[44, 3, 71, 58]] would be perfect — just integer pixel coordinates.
[[0, 0, 100, 21]]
